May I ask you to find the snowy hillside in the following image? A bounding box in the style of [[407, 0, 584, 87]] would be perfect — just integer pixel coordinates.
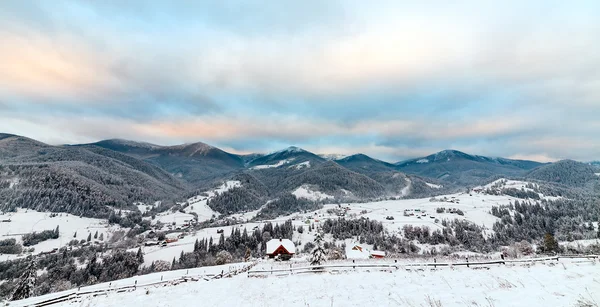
[[11, 258, 599, 307], [0, 209, 122, 262]]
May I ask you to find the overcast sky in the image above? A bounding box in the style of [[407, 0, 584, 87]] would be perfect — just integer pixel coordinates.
[[1, 1, 599, 162]]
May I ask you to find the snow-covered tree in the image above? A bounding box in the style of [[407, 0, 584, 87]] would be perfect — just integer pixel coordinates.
[[216, 250, 233, 265], [310, 232, 327, 266], [11, 260, 37, 301]]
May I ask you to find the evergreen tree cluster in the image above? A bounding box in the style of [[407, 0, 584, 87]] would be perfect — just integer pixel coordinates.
[[22, 226, 59, 247]]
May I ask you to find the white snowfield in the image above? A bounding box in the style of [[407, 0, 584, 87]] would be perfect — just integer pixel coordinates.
[[9, 262, 254, 307], [250, 159, 294, 170], [292, 185, 334, 201], [14, 258, 600, 307], [147, 181, 241, 227], [183, 180, 241, 220], [476, 179, 561, 201], [136, 191, 530, 265], [290, 161, 311, 169], [425, 182, 442, 189], [0, 209, 119, 261]]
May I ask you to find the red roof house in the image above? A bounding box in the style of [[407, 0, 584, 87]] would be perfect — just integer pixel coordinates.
[[266, 238, 296, 260]]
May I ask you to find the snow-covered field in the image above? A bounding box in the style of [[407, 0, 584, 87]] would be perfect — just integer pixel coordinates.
[[477, 179, 561, 201], [0, 209, 121, 261], [250, 159, 294, 170], [134, 191, 525, 265], [15, 259, 599, 307], [9, 262, 253, 307], [145, 181, 240, 228]]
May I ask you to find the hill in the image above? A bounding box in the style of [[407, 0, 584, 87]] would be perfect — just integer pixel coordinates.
[[526, 159, 600, 188], [335, 153, 398, 174], [0, 135, 186, 218], [395, 150, 543, 185], [86, 140, 245, 184]]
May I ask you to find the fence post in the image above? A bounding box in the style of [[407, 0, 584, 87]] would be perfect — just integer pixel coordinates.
[[466, 257, 469, 268], [434, 258, 436, 269]]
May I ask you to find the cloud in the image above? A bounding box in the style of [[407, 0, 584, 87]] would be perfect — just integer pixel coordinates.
[[0, 1, 599, 162]]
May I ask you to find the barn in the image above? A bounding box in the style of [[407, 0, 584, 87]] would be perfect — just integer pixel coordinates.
[[345, 244, 370, 259], [370, 250, 385, 259], [266, 238, 296, 260]]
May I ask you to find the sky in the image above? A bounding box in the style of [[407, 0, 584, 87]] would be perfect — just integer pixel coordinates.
[[1, 1, 599, 163]]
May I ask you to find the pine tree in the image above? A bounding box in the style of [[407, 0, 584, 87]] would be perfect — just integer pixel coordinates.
[[543, 233, 559, 254], [73, 231, 77, 238], [87, 233, 91, 242], [94, 231, 98, 239], [10, 260, 37, 301], [310, 232, 327, 266], [99, 233, 104, 241], [136, 247, 144, 264]]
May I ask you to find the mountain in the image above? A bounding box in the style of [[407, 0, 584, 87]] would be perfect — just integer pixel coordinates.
[[319, 153, 347, 161], [247, 146, 325, 170], [278, 161, 386, 199], [526, 160, 600, 188], [0, 133, 48, 159], [0, 134, 186, 218], [395, 150, 543, 185], [334, 153, 398, 174], [86, 140, 245, 184]]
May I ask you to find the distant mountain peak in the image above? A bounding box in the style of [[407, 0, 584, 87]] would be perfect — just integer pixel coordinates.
[[319, 153, 347, 161], [101, 138, 160, 149], [273, 146, 307, 154]]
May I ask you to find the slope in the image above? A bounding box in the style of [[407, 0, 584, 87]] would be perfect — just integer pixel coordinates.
[[86, 140, 245, 184], [526, 159, 600, 188], [396, 150, 543, 185], [0, 135, 186, 218]]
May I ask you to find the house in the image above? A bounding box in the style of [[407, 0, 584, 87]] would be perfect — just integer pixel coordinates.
[[346, 244, 370, 259], [266, 238, 295, 260], [370, 250, 385, 259]]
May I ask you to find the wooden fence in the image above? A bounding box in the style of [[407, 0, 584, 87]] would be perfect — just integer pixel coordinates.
[[13, 263, 257, 307], [247, 254, 599, 277]]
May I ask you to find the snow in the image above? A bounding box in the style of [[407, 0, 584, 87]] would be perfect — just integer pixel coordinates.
[[6, 177, 19, 188], [400, 181, 411, 196], [595, 173, 600, 177], [482, 179, 536, 192], [11, 262, 252, 307], [290, 161, 310, 169], [181, 181, 240, 222], [319, 154, 347, 160], [250, 159, 294, 170], [477, 179, 561, 201], [425, 182, 442, 189], [416, 159, 429, 163], [23, 259, 600, 307], [345, 244, 370, 259], [292, 185, 334, 201], [0, 209, 120, 261], [266, 239, 296, 254], [151, 211, 197, 228]]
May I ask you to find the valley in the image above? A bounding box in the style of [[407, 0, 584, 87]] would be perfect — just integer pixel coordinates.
[[1, 133, 599, 305]]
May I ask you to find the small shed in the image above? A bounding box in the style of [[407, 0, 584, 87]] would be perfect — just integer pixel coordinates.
[[266, 238, 296, 260], [370, 250, 385, 259]]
